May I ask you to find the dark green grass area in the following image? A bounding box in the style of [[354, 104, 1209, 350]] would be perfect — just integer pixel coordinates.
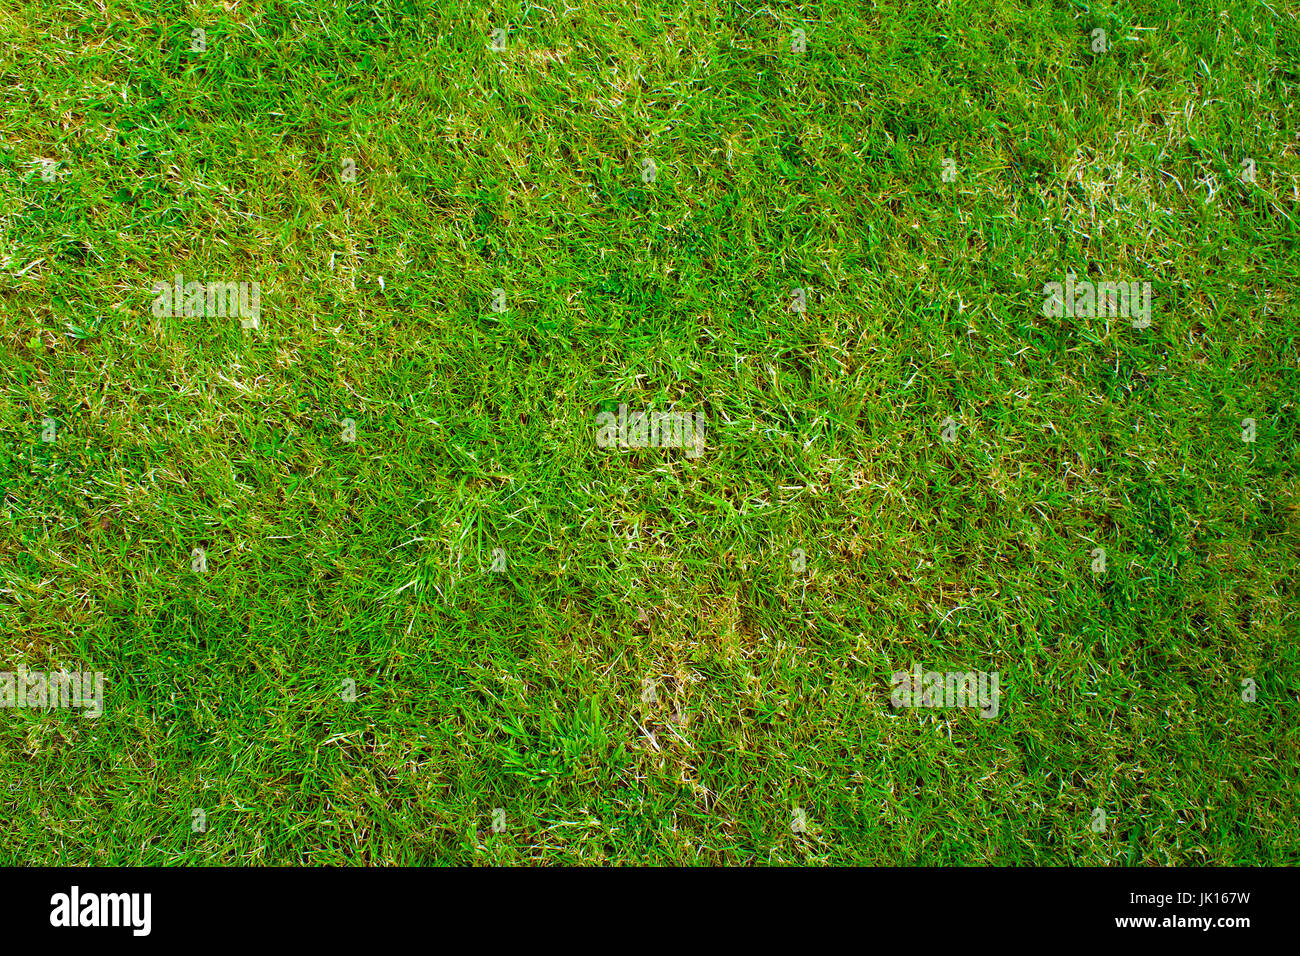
[[0, 0, 1297, 864]]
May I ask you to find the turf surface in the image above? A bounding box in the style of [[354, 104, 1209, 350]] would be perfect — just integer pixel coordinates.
[[1, 0, 1297, 864]]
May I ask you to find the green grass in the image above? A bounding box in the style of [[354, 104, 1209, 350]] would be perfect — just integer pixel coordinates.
[[0, 0, 1297, 865]]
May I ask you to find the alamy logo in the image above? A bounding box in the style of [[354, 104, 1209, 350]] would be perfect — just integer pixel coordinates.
[[1042, 275, 1152, 328], [151, 274, 261, 325], [1, 667, 103, 717], [890, 666, 1000, 719], [596, 404, 706, 458], [50, 886, 151, 936]]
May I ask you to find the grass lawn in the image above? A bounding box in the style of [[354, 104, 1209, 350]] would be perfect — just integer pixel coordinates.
[[0, 0, 1297, 865]]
